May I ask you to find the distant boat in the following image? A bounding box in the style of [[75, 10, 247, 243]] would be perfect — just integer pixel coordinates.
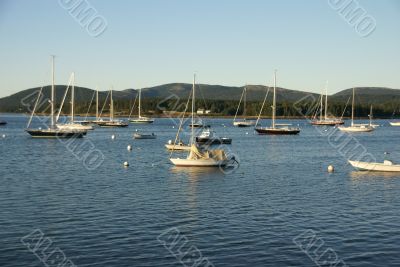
[[195, 126, 232, 145], [311, 82, 344, 126], [133, 132, 156, 139], [349, 160, 400, 172], [165, 140, 191, 151], [0, 121, 7, 126], [255, 70, 300, 135], [389, 121, 400, 126], [338, 88, 374, 133], [25, 56, 86, 138], [233, 86, 255, 127], [170, 75, 235, 167], [56, 73, 94, 131], [129, 88, 154, 124], [96, 89, 129, 128]]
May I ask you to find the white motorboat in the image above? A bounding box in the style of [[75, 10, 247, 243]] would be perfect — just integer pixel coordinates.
[[338, 88, 374, 133], [349, 160, 400, 172], [389, 121, 400, 126]]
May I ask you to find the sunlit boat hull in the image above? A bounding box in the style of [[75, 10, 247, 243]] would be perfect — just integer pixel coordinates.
[[311, 120, 344, 126], [349, 160, 400, 172], [133, 133, 156, 139], [389, 122, 400, 126], [233, 121, 255, 127], [57, 123, 94, 131], [170, 158, 228, 167], [196, 137, 232, 144], [338, 125, 374, 132], [165, 144, 191, 151], [129, 118, 154, 123]]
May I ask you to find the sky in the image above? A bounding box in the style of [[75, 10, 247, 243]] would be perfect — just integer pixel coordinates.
[[0, 0, 399, 97]]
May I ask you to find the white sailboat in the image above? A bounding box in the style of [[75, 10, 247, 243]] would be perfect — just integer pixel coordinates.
[[338, 88, 374, 133], [255, 70, 300, 135], [129, 88, 154, 123], [311, 82, 344, 126], [233, 86, 255, 127], [56, 73, 94, 131], [170, 75, 235, 167], [26, 56, 86, 138]]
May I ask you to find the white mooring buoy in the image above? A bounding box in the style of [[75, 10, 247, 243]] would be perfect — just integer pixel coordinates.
[[328, 165, 334, 173], [1, 134, 5, 138], [168, 140, 172, 145], [127, 145, 132, 151], [124, 161, 129, 167], [111, 134, 116, 140]]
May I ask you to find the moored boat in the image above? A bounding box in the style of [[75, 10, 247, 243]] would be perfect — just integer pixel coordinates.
[[254, 70, 300, 135], [133, 132, 156, 139], [349, 160, 400, 172]]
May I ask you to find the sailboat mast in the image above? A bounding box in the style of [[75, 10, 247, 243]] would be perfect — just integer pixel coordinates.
[[71, 72, 75, 123], [191, 74, 196, 145], [110, 89, 114, 121], [244, 86, 247, 117], [96, 87, 99, 120], [319, 92, 323, 121], [324, 81, 328, 120], [138, 89, 141, 118], [51, 55, 55, 128], [351, 88, 355, 126], [369, 105, 373, 126], [272, 70, 277, 129]]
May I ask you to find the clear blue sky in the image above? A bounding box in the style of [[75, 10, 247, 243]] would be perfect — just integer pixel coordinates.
[[0, 0, 399, 97]]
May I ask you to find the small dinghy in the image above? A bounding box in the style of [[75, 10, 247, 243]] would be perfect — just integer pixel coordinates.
[[0, 121, 7, 126], [133, 132, 157, 139]]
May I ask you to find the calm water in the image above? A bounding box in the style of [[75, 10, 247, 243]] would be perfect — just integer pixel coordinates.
[[1, 114, 400, 267]]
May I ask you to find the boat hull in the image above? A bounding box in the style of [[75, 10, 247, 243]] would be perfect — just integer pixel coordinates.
[[133, 133, 156, 139], [338, 126, 374, 132], [311, 120, 344, 126], [26, 129, 85, 138], [0, 121, 7, 126], [255, 127, 300, 135], [57, 123, 94, 131], [233, 121, 255, 127], [349, 160, 400, 172], [170, 158, 228, 167], [96, 121, 129, 128], [129, 118, 154, 124], [196, 137, 232, 145], [165, 144, 191, 151], [389, 122, 400, 126]]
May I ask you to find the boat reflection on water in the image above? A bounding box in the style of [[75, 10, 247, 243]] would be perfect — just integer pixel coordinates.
[[350, 170, 400, 181], [169, 166, 225, 181]]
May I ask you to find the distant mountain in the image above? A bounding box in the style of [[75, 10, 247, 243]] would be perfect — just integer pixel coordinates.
[[331, 87, 400, 104], [1, 84, 399, 115]]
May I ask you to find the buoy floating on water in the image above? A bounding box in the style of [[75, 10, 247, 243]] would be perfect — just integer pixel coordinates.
[[124, 161, 129, 167], [111, 134, 116, 140], [168, 140, 172, 145], [1, 134, 5, 138], [328, 165, 334, 173], [127, 145, 132, 151]]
